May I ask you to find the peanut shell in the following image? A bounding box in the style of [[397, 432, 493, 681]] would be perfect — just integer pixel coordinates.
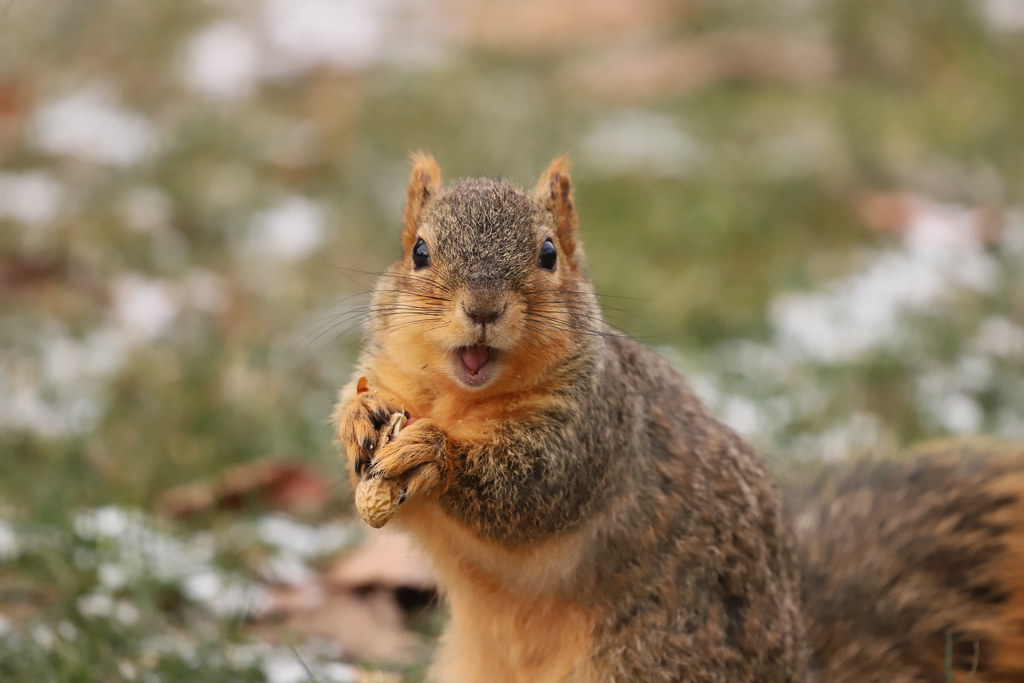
[[353, 410, 409, 528], [355, 477, 400, 528]]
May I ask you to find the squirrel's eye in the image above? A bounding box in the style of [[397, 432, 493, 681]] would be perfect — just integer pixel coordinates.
[[538, 239, 557, 271], [412, 238, 431, 269]]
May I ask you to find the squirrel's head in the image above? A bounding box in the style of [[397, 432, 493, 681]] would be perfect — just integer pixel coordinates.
[[372, 153, 598, 394]]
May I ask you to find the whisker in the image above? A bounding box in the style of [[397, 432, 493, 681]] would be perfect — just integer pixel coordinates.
[[298, 313, 370, 353], [332, 266, 458, 296], [523, 313, 617, 338], [529, 298, 655, 333], [525, 287, 651, 303], [381, 316, 449, 334], [371, 289, 453, 303], [526, 309, 607, 327]]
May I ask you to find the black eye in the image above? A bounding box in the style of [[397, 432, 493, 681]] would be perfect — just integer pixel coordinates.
[[412, 238, 430, 269], [538, 239, 557, 271]]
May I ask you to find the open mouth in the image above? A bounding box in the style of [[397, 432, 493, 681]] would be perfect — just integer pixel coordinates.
[[451, 345, 498, 388]]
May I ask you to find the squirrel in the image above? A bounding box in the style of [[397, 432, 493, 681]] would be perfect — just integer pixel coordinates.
[[331, 154, 1024, 682]]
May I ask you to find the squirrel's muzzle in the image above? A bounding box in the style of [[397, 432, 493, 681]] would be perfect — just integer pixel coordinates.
[[460, 288, 508, 330], [462, 302, 506, 326]]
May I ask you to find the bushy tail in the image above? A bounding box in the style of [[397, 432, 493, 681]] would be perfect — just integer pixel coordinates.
[[784, 441, 1024, 683]]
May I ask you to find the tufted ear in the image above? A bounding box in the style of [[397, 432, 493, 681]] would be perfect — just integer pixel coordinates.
[[402, 152, 442, 253], [534, 155, 578, 260]]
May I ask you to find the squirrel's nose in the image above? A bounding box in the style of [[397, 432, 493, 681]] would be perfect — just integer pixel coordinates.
[[463, 303, 506, 326]]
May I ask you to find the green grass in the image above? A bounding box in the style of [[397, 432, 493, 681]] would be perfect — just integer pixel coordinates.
[[1, 0, 1023, 679]]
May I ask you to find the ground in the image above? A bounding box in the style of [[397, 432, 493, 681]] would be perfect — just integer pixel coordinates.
[[1, 0, 1023, 680]]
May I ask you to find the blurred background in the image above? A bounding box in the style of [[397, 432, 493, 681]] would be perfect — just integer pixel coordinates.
[[2, 0, 1023, 679]]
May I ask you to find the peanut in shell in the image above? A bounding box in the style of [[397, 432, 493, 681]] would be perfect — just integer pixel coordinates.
[[354, 410, 408, 528]]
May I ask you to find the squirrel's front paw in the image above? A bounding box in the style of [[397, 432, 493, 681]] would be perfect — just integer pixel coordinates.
[[356, 419, 448, 528], [334, 386, 404, 480]]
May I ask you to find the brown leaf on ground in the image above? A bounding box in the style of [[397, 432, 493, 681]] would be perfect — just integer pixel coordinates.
[[325, 528, 435, 592], [300, 590, 423, 665], [251, 530, 436, 667], [156, 458, 334, 517], [858, 191, 1007, 245], [253, 589, 424, 667], [0, 77, 25, 119], [563, 31, 837, 101], [0, 256, 68, 292], [0, 77, 27, 144], [261, 580, 328, 617], [858, 191, 915, 236], [447, 0, 688, 52]]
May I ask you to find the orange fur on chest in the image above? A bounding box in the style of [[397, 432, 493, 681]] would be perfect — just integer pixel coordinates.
[[358, 310, 595, 680], [401, 505, 596, 683]]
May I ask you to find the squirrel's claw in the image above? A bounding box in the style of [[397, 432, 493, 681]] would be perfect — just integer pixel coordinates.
[[335, 390, 394, 481], [354, 418, 448, 528]]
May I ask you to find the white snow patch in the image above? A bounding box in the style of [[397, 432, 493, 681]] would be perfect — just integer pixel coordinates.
[[263, 657, 313, 683], [718, 396, 764, 437], [582, 110, 704, 177], [180, 20, 261, 100], [111, 275, 180, 342], [42, 328, 127, 390], [246, 195, 327, 262], [980, 0, 1024, 32], [31, 84, 160, 166], [140, 633, 200, 666], [181, 570, 223, 603], [0, 172, 64, 227], [98, 563, 130, 591], [931, 393, 983, 435], [256, 515, 356, 558], [183, 571, 267, 617], [72, 507, 269, 617], [953, 355, 995, 392], [263, 0, 381, 74], [794, 412, 888, 462], [179, 0, 447, 96], [972, 316, 1024, 358], [261, 649, 357, 683], [772, 197, 998, 364], [0, 520, 20, 560], [0, 326, 129, 437], [915, 356, 995, 436], [75, 506, 131, 538], [76, 592, 114, 619], [30, 623, 55, 649], [73, 507, 216, 582], [228, 643, 356, 682], [261, 553, 316, 585], [75, 592, 140, 624], [1001, 209, 1024, 256], [2, 273, 224, 437], [57, 620, 78, 641], [117, 660, 138, 680]]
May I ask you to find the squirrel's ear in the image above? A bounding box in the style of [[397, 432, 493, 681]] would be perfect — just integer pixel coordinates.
[[402, 152, 442, 252], [534, 155, 578, 261]]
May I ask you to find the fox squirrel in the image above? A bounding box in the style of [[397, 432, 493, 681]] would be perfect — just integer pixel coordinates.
[[332, 154, 1024, 682]]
